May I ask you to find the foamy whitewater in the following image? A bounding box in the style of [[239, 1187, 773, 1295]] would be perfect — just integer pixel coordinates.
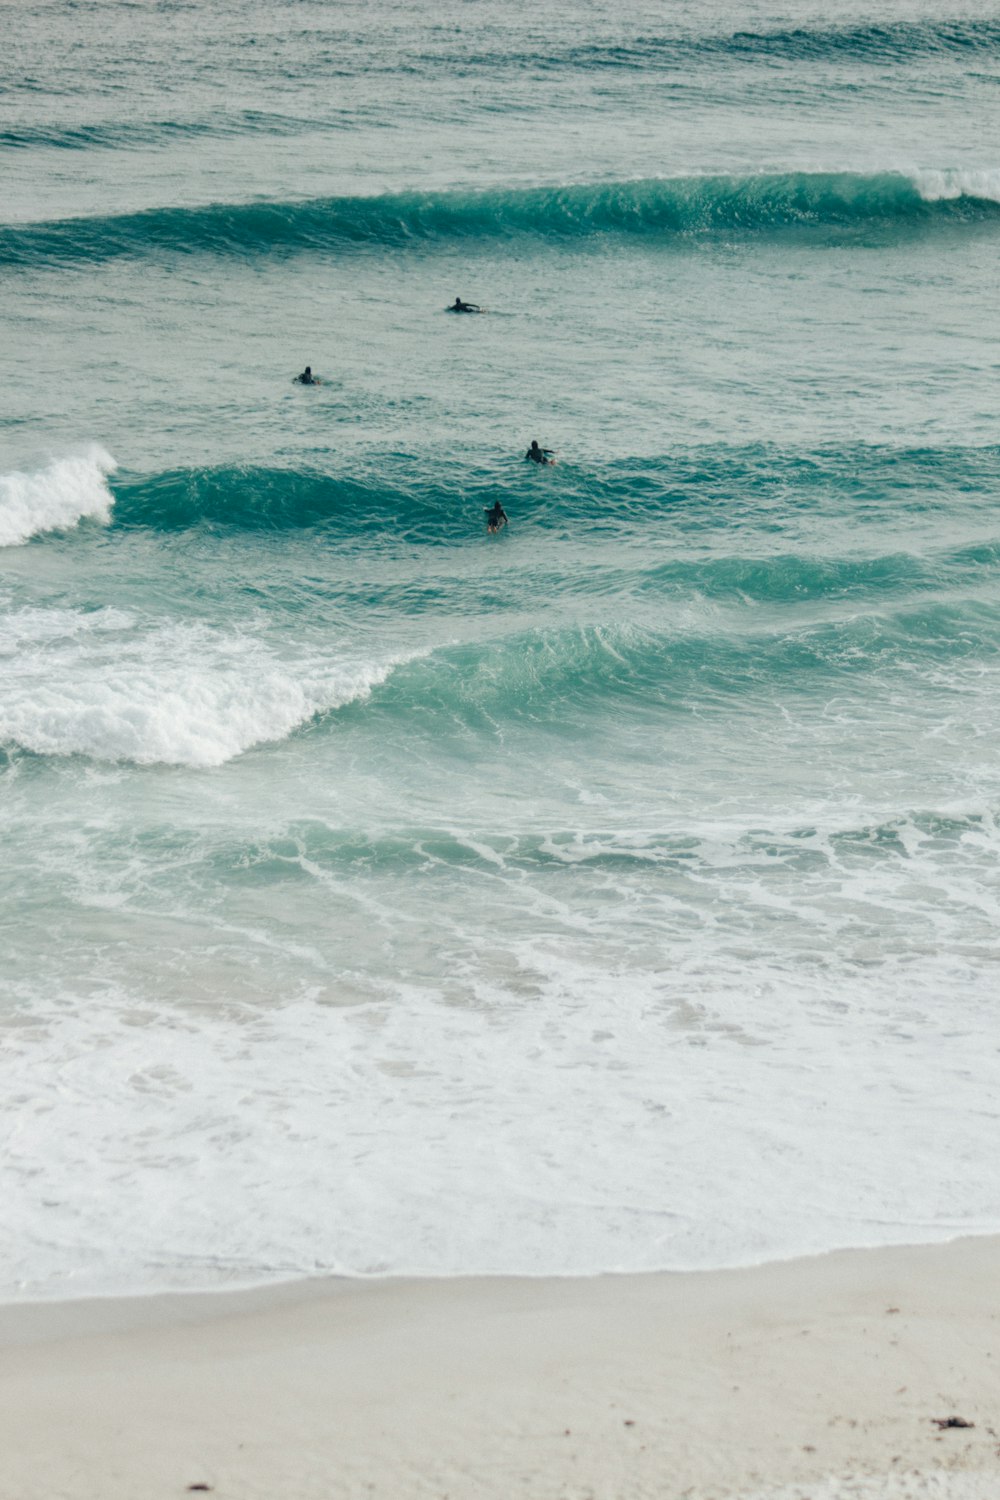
[[2, 0, 1000, 1299]]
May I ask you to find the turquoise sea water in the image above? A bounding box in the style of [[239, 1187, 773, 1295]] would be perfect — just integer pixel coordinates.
[[3, 0, 1000, 1298]]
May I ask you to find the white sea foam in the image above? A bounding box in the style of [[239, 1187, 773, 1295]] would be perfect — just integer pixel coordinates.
[[0, 446, 117, 547], [4, 933, 1000, 1301], [0, 609, 405, 766], [911, 167, 1000, 205], [0, 605, 135, 653]]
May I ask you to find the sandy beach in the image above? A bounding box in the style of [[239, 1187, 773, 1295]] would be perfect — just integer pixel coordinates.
[[1, 1236, 998, 1500]]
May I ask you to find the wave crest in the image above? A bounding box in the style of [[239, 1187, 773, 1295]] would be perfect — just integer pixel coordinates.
[[0, 447, 117, 547]]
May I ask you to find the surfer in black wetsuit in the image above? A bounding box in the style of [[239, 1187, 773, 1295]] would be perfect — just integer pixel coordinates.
[[525, 439, 554, 465], [293, 366, 318, 385], [449, 297, 482, 313], [485, 501, 508, 533]]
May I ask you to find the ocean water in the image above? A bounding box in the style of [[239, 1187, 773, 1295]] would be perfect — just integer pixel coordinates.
[[3, 0, 1000, 1300]]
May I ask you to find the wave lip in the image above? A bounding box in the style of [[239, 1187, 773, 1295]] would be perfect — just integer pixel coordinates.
[[3, 171, 1000, 268], [0, 446, 117, 547]]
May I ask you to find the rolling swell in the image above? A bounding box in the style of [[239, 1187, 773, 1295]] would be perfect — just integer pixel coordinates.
[[346, 604, 1000, 735], [104, 443, 1000, 543], [4, 171, 1000, 268], [108, 464, 503, 543], [109, 450, 1000, 622], [14, 443, 999, 553]]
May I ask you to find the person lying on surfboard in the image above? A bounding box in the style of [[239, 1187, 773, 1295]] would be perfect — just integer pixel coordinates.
[[448, 297, 482, 313], [293, 365, 320, 384], [525, 439, 554, 465], [485, 501, 508, 533]]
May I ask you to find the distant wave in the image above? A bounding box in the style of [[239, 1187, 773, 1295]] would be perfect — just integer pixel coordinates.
[[690, 17, 1000, 63], [420, 19, 1000, 73], [3, 171, 999, 267], [4, 20, 991, 142], [0, 447, 116, 547], [0, 111, 327, 153]]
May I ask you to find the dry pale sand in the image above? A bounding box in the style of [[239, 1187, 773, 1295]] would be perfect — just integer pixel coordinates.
[[1, 1237, 998, 1500]]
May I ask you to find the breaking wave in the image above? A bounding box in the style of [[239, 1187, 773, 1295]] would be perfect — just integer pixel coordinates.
[[0, 447, 117, 547], [0, 610, 412, 768]]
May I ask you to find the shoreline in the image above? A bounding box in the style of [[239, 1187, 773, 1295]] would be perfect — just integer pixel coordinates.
[[2, 1237, 999, 1499]]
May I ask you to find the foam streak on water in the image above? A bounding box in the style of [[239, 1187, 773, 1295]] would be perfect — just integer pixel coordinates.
[[1, 0, 1000, 1300]]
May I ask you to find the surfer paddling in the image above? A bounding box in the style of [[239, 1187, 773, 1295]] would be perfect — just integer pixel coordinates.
[[485, 501, 508, 533], [525, 439, 554, 465], [293, 365, 320, 385], [448, 297, 483, 313]]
